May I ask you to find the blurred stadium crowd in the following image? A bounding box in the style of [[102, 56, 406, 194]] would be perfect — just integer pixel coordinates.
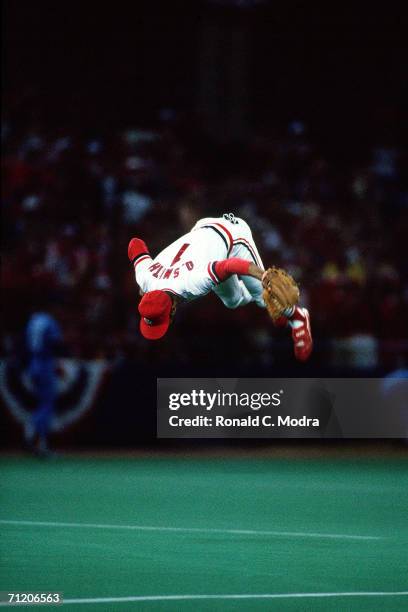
[[2, 111, 407, 370]]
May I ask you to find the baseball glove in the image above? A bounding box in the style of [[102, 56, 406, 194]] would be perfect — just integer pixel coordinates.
[[262, 266, 300, 321]]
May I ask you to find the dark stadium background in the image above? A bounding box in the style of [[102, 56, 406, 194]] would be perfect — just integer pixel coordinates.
[[2, 0, 407, 447]]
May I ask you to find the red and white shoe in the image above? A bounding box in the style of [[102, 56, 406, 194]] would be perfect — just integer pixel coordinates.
[[288, 306, 313, 361]]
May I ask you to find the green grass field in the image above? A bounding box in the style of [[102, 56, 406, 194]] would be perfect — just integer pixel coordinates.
[[1, 454, 407, 611]]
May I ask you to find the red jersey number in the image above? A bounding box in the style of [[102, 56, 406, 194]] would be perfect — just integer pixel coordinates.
[[170, 243, 190, 267]]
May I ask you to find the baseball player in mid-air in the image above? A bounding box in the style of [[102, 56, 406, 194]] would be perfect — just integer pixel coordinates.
[[128, 213, 312, 361]]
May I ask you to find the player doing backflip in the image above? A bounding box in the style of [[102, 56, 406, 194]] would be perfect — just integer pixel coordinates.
[[128, 213, 312, 361]]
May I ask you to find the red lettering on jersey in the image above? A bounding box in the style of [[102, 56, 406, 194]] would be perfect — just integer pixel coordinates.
[[173, 268, 180, 278], [170, 243, 190, 267], [185, 261, 194, 271], [163, 268, 172, 279], [153, 265, 163, 278], [149, 263, 161, 272]]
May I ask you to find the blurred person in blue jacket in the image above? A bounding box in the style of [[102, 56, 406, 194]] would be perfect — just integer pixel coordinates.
[[24, 311, 63, 456]]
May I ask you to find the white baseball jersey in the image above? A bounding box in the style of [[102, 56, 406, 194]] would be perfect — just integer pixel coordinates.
[[134, 214, 265, 307]]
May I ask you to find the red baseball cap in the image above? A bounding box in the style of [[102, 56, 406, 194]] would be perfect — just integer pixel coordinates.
[[138, 290, 172, 340]]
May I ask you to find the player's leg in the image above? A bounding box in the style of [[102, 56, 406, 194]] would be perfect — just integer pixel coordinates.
[[31, 370, 56, 456], [229, 216, 313, 360], [228, 218, 265, 307], [198, 215, 256, 309], [212, 276, 254, 309], [24, 361, 40, 451]]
